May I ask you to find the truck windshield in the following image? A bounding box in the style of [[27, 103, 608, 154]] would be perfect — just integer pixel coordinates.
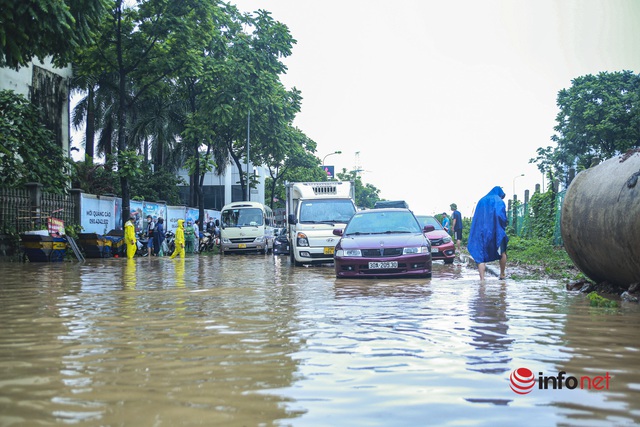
[[221, 208, 263, 227], [299, 199, 356, 223]]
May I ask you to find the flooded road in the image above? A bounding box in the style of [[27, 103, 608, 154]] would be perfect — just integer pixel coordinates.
[[1, 254, 639, 426]]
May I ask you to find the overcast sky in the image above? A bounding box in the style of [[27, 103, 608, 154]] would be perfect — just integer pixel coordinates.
[[231, 0, 640, 216]]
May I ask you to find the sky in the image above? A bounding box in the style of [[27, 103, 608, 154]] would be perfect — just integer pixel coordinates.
[[230, 0, 640, 216]]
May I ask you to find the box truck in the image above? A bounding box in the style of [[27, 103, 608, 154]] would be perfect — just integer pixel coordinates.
[[286, 181, 356, 266]]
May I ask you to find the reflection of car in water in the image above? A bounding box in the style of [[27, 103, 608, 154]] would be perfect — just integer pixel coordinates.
[[273, 228, 290, 256], [333, 208, 434, 278], [415, 215, 455, 264], [219, 202, 274, 254]]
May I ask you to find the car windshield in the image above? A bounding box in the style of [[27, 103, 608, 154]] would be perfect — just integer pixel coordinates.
[[344, 210, 422, 235], [299, 199, 356, 223], [417, 216, 443, 231], [221, 208, 263, 227]]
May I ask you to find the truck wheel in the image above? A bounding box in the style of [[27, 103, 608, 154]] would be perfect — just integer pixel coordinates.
[[290, 251, 303, 266]]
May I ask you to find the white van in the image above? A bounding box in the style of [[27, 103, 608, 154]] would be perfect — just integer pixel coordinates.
[[219, 202, 274, 254]]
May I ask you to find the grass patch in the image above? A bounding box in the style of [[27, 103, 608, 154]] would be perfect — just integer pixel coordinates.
[[506, 236, 586, 281]]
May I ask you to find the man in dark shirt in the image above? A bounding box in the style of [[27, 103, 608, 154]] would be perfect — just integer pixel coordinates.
[[450, 203, 463, 253]]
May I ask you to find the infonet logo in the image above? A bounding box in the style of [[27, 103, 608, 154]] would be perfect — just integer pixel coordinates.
[[509, 367, 611, 395]]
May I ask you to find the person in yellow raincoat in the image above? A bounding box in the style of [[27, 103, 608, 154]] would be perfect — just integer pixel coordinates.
[[124, 214, 137, 259], [170, 219, 186, 258]]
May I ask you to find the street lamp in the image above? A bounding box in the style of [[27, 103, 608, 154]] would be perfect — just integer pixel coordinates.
[[322, 150, 342, 167], [513, 173, 525, 199]]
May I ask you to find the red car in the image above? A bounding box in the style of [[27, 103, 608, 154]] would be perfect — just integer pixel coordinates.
[[333, 208, 434, 278], [416, 215, 456, 264]]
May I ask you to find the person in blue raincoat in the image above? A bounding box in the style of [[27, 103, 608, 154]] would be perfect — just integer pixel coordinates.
[[467, 186, 509, 280]]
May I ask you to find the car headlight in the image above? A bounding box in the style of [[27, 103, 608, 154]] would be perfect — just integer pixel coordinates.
[[255, 236, 265, 243], [442, 236, 452, 244], [336, 249, 362, 257], [222, 238, 231, 244], [296, 232, 309, 247], [403, 246, 429, 254]]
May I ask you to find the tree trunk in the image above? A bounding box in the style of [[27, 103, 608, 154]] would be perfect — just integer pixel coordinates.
[[85, 86, 95, 163]]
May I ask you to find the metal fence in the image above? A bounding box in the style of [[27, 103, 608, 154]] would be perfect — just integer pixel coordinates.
[[0, 184, 77, 234]]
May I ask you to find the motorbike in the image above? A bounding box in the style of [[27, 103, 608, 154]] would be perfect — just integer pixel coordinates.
[[163, 230, 176, 256], [136, 232, 149, 257], [199, 231, 216, 252]]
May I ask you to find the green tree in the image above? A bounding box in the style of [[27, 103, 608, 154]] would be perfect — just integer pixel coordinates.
[[531, 71, 640, 187], [265, 128, 323, 209], [75, 0, 221, 226], [0, 0, 108, 70], [0, 90, 70, 192], [201, 9, 297, 204], [335, 169, 381, 209]]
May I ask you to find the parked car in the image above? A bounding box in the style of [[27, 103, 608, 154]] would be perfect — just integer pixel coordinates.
[[273, 228, 290, 256], [415, 215, 455, 264], [333, 208, 434, 278]]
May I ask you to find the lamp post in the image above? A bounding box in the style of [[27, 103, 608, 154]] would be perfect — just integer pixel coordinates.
[[513, 173, 524, 199], [322, 150, 342, 167]]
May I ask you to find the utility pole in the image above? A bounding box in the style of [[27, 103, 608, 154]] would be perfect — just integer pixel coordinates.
[[246, 110, 250, 201]]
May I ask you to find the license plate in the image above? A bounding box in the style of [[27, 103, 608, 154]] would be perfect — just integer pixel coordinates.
[[324, 246, 335, 255], [431, 247, 439, 253], [369, 261, 398, 269], [238, 243, 247, 248]]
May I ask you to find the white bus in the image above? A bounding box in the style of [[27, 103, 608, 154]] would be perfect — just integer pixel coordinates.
[[219, 202, 275, 254]]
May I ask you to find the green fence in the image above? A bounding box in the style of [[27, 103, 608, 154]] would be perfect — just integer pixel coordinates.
[[507, 190, 566, 246]]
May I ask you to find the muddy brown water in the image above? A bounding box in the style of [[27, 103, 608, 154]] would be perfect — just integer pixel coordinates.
[[1, 255, 639, 426]]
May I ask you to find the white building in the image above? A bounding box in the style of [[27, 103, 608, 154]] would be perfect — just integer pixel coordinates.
[[0, 58, 72, 158], [177, 162, 268, 210]]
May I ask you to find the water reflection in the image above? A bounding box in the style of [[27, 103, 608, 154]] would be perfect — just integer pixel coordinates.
[[0, 258, 640, 426], [467, 282, 513, 374]]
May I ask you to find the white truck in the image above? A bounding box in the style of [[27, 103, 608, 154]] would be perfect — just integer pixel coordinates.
[[286, 181, 357, 266]]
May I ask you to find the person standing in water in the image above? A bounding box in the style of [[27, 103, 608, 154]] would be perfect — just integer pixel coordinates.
[[467, 186, 509, 280]]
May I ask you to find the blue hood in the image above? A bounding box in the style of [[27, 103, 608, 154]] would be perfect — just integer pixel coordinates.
[[467, 186, 508, 263]]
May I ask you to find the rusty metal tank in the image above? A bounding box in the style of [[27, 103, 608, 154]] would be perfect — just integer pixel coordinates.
[[561, 150, 640, 288]]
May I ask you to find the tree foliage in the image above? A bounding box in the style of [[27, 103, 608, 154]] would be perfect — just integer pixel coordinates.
[[335, 169, 381, 209], [0, 0, 108, 69], [531, 71, 640, 187], [0, 90, 70, 192], [527, 187, 556, 240]]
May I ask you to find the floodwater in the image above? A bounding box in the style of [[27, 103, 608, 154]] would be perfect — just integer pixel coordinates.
[[1, 254, 639, 427]]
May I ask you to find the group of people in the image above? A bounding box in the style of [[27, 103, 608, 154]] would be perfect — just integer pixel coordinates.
[[443, 186, 509, 281], [124, 214, 166, 259], [123, 215, 220, 260]]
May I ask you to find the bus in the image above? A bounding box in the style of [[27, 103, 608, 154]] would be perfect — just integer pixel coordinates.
[[219, 202, 275, 254]]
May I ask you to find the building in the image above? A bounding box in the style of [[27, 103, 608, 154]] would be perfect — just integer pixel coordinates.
[[177, 163, 268, 211], [0, 58, 72, 158]]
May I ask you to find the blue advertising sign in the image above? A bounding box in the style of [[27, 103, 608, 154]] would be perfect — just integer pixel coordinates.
[[323, 165, 335, 178]]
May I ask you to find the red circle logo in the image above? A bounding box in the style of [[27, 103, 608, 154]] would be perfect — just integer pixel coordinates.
[[510, 367, 535, 394]]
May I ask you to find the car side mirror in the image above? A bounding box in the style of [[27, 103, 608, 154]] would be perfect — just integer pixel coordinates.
[[333, 228, 343, 236], [423, 225, 435, 233], [288, 214, 297, 225]]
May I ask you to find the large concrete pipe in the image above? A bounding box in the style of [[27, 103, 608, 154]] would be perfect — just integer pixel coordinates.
[[561, 150, 640, 288]]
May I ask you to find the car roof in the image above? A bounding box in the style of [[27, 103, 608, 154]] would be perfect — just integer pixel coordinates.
[[360, 208, 412, 213]]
